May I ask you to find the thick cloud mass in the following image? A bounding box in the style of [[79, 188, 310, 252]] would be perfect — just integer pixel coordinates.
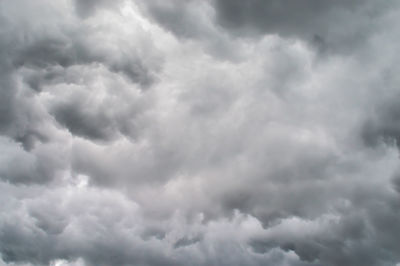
[[1, 1, 400, 266]]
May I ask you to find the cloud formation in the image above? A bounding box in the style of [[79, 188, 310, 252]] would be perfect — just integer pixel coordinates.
[[1, 0, 400, 266]]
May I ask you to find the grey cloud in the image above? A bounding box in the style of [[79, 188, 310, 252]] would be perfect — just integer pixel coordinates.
[[0, 187, 177, 266], [173, 235, 202, 249], [2, 0, 400, 266], [48, 81, 149, 142], [0, 136, 69, 184], [51, 99, 119, 142], [136, 0, 249, 61], [140, 0, 394, 54], [362, 96, 400, 148], [137, 0, 211, 39], [0, 184, 312, 266], [0, 0, 160, 149], [247, 189, 400, 266], [212, 0, 391, 52], [73, 0, 117, 18], [13, 32, 156, 88]]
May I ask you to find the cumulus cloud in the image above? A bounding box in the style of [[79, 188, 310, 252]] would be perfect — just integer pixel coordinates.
[[1, 0, 400, 266]]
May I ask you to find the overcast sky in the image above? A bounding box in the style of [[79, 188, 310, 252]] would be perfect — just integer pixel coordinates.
[[1, 0, 400, 265]]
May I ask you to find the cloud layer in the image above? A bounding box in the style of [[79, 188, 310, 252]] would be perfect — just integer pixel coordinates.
[[1, 1, 400, 265]]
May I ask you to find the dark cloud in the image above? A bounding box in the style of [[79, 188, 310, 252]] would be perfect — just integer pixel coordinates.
[[13, 32, 156, 88], [0, 0, 159, 148], [137, 0, 210, 39], [214, 0, 360, 33], [0, 137, 69, 184], [362, 96, 400, 148], [2, 0, 400, 266], [248, 201, 400, 266], [139, 0, 393, 54], [173, 235, 202, 249], [213, 0, 393, 52], [52, 101, 117, 141], [73, 0, 117, 18]]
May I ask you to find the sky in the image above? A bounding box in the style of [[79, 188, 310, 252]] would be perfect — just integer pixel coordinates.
[[1, 0, 400, 265]]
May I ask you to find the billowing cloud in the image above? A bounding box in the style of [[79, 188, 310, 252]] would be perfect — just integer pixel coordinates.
[[1, 0, 400, 266]]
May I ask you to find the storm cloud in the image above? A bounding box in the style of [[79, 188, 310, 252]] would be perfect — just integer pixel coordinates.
[[1, 0, 400, 266]]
